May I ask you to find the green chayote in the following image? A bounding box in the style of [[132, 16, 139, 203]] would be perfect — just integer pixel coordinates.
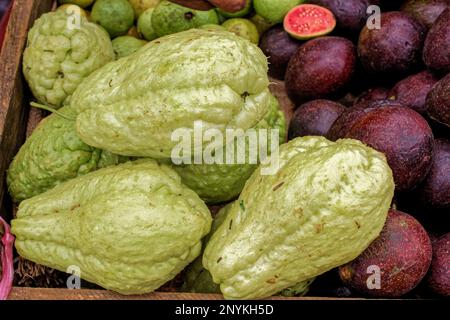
[[173, 94, 286, 204], [69, 29, 271, 158], [11, 160, 212, 295], [203, 137, 395, 299], [183, 203, 313, 297], [23, 11, 115, 108], [7, 107, 126, 203]]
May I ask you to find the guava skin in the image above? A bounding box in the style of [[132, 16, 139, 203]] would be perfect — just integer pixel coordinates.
[[389, 71, 438, 115], [22, 11, 115, 108], [112, 36, 147, 59], [11, 160, 212, 295], [427, 233, 450, 297], [137, 8, 158, 41], [70, 29, 271, 159], [285, 36, 356, 104], [7, 107, 125, 203], [173, 94, 286, 204], [401, 0, 449, 29], [183, 203, 314, 297], [203, 137, 394, 299]]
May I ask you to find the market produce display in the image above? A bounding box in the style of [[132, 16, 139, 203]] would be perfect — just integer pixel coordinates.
[[0, 0, 449, 301]]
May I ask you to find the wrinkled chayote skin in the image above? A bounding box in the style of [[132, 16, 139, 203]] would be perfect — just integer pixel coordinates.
[[183, 203, 313, 297], [69, 29, 271, 158], [173, 94, 286, 204], [11, 160, 212, 295], [203, 137, 395, 299], [7, 107, 126, 203], [23, 11, 115, 108]]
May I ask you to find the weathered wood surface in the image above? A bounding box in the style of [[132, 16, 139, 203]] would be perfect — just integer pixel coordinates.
[[0, 0, 53, 219]]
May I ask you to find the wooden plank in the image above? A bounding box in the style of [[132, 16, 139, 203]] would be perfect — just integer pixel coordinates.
[[7, 287, 363, 300], [0, 0, 53, 219]]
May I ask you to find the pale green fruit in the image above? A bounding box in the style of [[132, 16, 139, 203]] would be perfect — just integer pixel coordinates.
[[22, 11, 114, 108], [112, 35, 147, 59], [58, 0, 95, 8], [91, 0, 135, 37], [128, 0, 160, 18], [12, 160, 212, 295], [203, 137, 395, 299], [222, 18, 259, 44]]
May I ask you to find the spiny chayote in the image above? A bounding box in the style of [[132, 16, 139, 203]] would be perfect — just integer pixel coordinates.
[[7, 107, 126, 203], [173, 94, 286, 204], [69, 29, 271, 158], [11, 160, 212, 294], [203, 137, 395, 299], [23, 11, 114, 108]]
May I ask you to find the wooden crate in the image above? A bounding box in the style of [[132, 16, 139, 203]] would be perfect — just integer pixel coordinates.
[[0, 0, 313, 300]]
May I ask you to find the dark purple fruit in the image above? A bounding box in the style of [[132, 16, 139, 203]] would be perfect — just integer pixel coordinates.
[[288, 99, 346, 139], [307, 0, 380, 34], [339, 209, 432, 298], [358, 12, 426, 75], [285, 36, 356, 104], [423, 8, 450, 73], [389, 70, 439, 114], [353, 87, 390, 108], [427, 233, 450, 297], [339, 105, 434, 191], [426, 73, 450, 127], [259, 26, 302, 80], [327, 100, 403, 142], [401, 0, 449, 29], [417, 139, 450, 209]]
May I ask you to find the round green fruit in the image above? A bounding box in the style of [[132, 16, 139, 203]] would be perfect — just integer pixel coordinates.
[[284, 4, 336, 40], [222, 18, 259, 44], [217, 0, 252, 18], [254, 0, 302, 23], [152, 0, 219, 37], [137, 8, 158, 40], [91, 0, 135, 37], [112, 36, 147, 59]]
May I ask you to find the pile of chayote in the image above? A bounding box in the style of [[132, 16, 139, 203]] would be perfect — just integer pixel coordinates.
[[9, 15, 396, 299]]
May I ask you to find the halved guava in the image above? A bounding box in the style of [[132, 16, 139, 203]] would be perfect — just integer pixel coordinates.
[[284, 4, 336, 40]]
